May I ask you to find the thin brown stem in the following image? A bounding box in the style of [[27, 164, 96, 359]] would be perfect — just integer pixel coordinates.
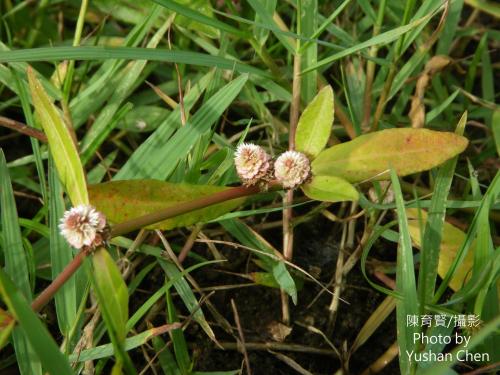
[[231, 299, 252, 375], [282, 50, 302, 325], [31, 248, 90, 312], [0, 116, 47, 143], [31, 182, 282, 313], [111, 183, 278, 237]]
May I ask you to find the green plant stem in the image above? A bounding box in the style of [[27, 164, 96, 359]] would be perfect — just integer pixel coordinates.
[[30, 182, 281, 313], [62, 0, 89, 103], [362, 0, 387, 131], [282, 1, 303, 325], [371, 0, 416, 131]]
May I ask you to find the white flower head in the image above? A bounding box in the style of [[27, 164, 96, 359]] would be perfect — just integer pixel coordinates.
[[234, 143, 272, 185], [274, 151, 311, 189], [59, 205, 107, 249]]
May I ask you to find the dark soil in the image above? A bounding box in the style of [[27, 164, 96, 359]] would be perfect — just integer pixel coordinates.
[[183, 216, 400, 375]]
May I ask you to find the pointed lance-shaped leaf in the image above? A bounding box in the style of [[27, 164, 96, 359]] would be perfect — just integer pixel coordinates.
[[88, 180, 245, 230], [302, 175, 359, 203], [312, 128, 468, 183], [27, 67, 88, 206], [295, 85, 334, 158]]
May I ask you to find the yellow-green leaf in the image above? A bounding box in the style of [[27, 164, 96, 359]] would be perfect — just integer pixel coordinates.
[[301, 175, 359, 202], [27, 67, 88, 205], [295, 85, 334, 158], [406, 208, 474, 292], [88, 180, 245, 230], [312, 128, 468, 183], [92, 248, 128, 342]]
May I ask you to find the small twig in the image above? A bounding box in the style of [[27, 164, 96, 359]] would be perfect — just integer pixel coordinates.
[[231, 299, 252, 375], [0, 116, 47, 143], [217, 342, 337, 356], [178, 225, 202, 264], [31, 247, 90, 312], [281, 7, 303, 324]]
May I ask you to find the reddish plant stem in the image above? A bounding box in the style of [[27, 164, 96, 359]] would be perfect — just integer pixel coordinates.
[[31, 248, 90, 312], [0, 116, 47, 143], [31, 182, 280, 312]]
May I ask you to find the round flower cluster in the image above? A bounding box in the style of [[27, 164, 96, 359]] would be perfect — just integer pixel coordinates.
[[59, 205, 108, 249], [234, 143, 310, 189], [234, 143, 272, 186]]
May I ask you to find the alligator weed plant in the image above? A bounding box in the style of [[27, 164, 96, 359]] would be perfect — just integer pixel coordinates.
[[0, 1, 498, 375]]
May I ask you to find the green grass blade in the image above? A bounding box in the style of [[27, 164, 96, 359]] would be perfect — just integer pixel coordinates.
[[247, 0, 295, 54], [0, 47, 270, 77], [418, 314, 500, 375], [0, 151, 31, 299], [158, 259, 215, 341], [116, 74, 248, 181], [79, 20, 169, 163], [436, 0, 464, 54], [302, 14, 431, 74], [417, 112, 466, 309], [221, 219, 297, 304], [0, 150, 42, 375], [91, 248, 136, 374], [48, 156, 77, 337], [114, 72, 210, 179], [0, 268, 72, 375], [151, 0, 248, 38], [300, 0, 318, 104], [69, 323, 180, 362], [166, 289, 191, 375], [390, 169, 419, 375]]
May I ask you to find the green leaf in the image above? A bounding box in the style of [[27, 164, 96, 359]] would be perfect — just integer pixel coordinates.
[[302, 14, 431, 74], [27, 67, 88, 206], [220, 219, 297, 304], [247, 0, 295, 54], [493, 110, 500, 158], [89, 180, 245, 230], [417, 112, 466, 308], [48, 157, 77, 337], [80, 20, 170, 164], [91, 248, 136, 373], [162, 0, 220, 38], [92, 248, 128, 343], [166, 289, 191, 375], [295, 85, 334, 158], [301, 175, 358, 202], [0, 150, 41, 375], [115, 74, 247, 181], [0, 268, 73, 375], [407, 208, 474, 292], [391, 170, 419, 375], [312, 128, 468, 183], [151, 0, 245, 38], [158, 259, 215, 341], [0, 47, 269, 78]]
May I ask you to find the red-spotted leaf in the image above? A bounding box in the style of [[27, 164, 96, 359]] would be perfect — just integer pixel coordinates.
[[311, 128, 468, 182], [302, 175, 358, 202], [295, 85, 334, 158], [88, 180, 245, 230]]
